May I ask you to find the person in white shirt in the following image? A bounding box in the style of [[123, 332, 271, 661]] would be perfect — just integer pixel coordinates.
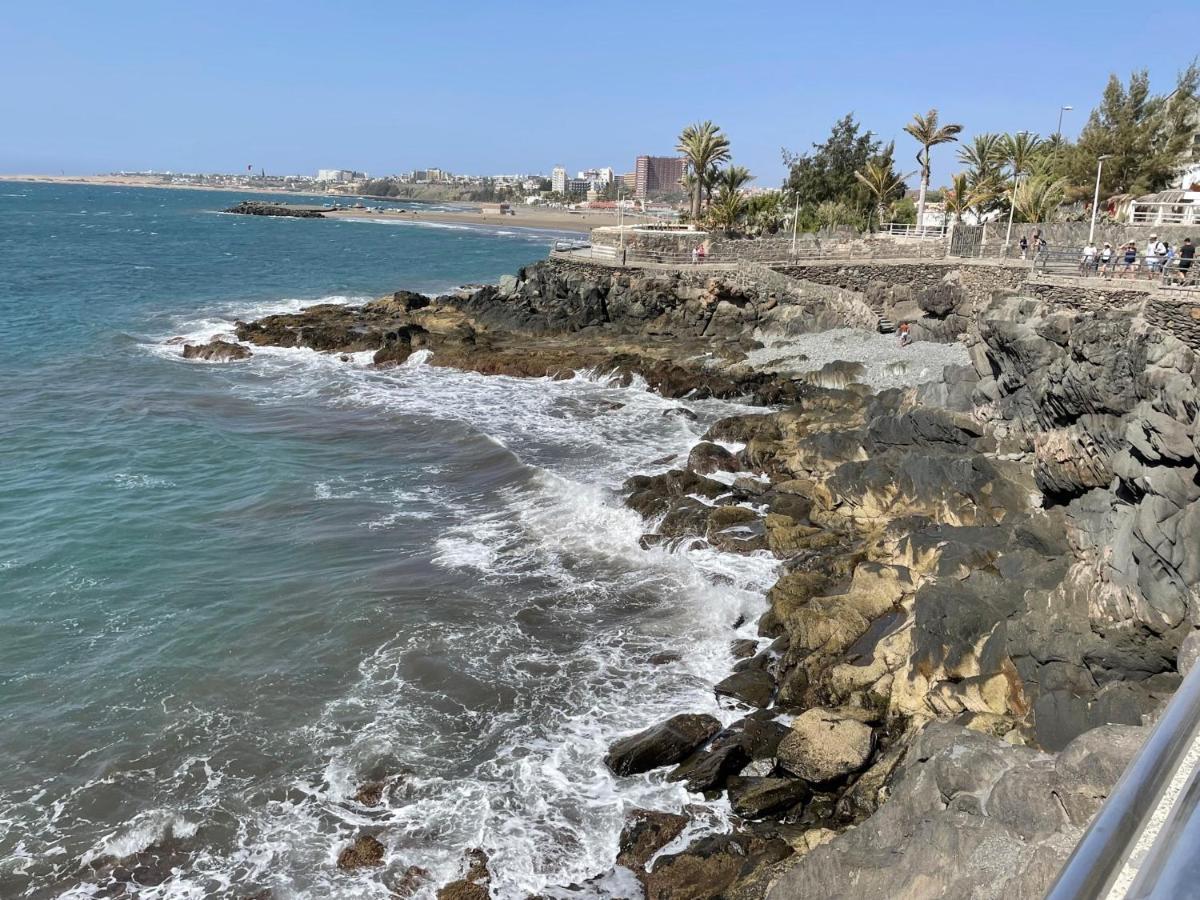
[[1145, 234, 1166, 276], [1099, 242, 1114, 277], [1080, 242, 1098, 276]]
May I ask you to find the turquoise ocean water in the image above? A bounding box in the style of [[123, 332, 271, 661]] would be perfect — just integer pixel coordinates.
[[0, 184, 772, 898]]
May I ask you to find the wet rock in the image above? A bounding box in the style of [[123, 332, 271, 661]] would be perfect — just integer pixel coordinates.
[[777, 708, 874, 783], [687, 442, 739, 475], [731, 639, 760, 659], [182, 339, 251, 362], [391, 865, 431, 898], [437, 849, 490, 900], [604, 713, 722, 776], [643, 831, 793, 900], [726, 776, 811, 820], [337, 833, 385, 870], [667, 743, 749, 792], [353, 780, 385, 807], [616, 808, 689, 871], [648, 650, 683, 665], [663, 407, 699, 421], [624, 469, 729, 519], [714, 669, 775, 709], [738, 715, 790, 760]]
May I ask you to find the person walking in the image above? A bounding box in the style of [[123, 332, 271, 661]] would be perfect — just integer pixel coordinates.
[[1099, 241, 1114, 277], [1080, 241, 1098, 276], [1019, 235, 1028, 259], [1120, 242, 1138, 278], [1178, 237, 1195, 284]]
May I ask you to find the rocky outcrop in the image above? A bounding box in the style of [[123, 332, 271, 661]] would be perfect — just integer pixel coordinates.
[[224, 200, 325, 218], [765, 722, 1145, 899], [181, 339, 251, 361], [336, 833, 385, 871], [229, 256, 1198, 899]]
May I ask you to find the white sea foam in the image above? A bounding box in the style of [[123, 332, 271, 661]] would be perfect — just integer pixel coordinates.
[[69, 302, 784, 898]]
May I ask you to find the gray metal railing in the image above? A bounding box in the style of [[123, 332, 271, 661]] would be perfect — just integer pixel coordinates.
[[1047, 661, 1200, 899]]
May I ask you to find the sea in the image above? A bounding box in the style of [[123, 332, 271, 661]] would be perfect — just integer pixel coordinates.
[[0, 184, 776, 899]]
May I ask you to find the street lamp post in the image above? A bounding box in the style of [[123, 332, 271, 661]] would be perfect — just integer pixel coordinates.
[[1003, 171, 1027, 259], [1055, 105, 1073, 164], [1088, 154, 1113, 244], [791, 190, 800, 256]]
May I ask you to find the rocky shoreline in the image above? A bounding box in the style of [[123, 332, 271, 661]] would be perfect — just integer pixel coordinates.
[[186, 258, 1199, 898]]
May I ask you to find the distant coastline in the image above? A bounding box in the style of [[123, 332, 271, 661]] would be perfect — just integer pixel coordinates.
[[1, 174, 643, 234]]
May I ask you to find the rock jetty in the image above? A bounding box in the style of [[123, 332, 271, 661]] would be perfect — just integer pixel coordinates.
[[227, 257, 1200, 898], [224, 200, 326, 218]]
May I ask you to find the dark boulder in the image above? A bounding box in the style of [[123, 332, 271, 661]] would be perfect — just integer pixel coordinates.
[[726, 776, 811, 819], [714, 669, 775, 709], [643, 832, 793, 900], [666, 743, 750, 792], [182, 339, 251, 362], [616, 808, 689, 871], [687, 442, 739, 475], [604, 713, 722, 776]]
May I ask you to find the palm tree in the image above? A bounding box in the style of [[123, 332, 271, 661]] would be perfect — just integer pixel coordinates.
[[718, 164, 754, 194], [1001, 132, 1043, 179], [943, 173, 972, 224], [676, 121, 731, 219], [957, 133, 1004, 181], [903, 109, 963, 229], [1012, 174, 1067, 223], [854, 159, 911, 230], [708, 187, 745, 232]]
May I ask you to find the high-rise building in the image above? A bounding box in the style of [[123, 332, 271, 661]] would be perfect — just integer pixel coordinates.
[[551, 165, 568, 194], [634, 156, 687, 200]]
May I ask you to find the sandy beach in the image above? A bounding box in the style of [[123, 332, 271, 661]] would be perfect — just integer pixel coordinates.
[[324, 206, 657, 234]]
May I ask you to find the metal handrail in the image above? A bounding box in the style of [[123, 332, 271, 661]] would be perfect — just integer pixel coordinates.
[[1047, 662, 1200, 900]]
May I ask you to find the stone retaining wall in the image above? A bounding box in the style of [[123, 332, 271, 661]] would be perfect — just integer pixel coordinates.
[[1146, 299, 1200, 350], [543, 256, 1200, 350]]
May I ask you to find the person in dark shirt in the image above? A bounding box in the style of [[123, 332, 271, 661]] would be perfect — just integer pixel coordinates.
[[1178, 238, 1194, 284]]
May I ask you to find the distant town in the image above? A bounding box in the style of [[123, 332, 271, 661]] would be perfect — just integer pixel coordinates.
[[106, 153, 772, 214]]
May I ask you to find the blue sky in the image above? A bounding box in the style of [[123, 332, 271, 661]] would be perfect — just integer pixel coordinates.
[[2, 0, 1196, 187]]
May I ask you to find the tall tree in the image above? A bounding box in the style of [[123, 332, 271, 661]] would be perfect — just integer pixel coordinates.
[[676, 121, 731, 219], [782, 114, 882, 212], [903, 109, 963, 228], [1065, 64, 1200, 198]]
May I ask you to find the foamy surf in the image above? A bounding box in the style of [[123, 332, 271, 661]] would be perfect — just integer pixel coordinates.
[[15, 285, 776, 899]]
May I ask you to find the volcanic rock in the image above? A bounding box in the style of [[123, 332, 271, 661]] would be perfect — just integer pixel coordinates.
[[777, 708, 875, 782], [182, 339, 251, 362], [337, 833, 385, 870], [643, 831, 793, 900], [726, 776, 811, 820], [604, 714, 722, 776], [616, 809, 689, 871]]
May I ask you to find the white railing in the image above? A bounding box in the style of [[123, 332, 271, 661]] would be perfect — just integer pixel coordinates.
[[1130, 205, 1200, 226], [878, 222, 949, 239]]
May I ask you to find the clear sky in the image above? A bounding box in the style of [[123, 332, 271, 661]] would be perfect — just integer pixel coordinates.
[[3, 0, 1195, 187]]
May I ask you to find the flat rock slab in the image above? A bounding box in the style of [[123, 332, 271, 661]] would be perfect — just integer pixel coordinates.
[[777, 707, 875, 782]]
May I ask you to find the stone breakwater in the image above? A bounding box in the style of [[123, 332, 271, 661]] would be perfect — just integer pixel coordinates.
[[206, 259, 1200, 899], [224, 200, 326, 218]]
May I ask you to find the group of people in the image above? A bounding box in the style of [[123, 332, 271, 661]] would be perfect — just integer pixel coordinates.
[[1077, 234, 1195, 281]]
